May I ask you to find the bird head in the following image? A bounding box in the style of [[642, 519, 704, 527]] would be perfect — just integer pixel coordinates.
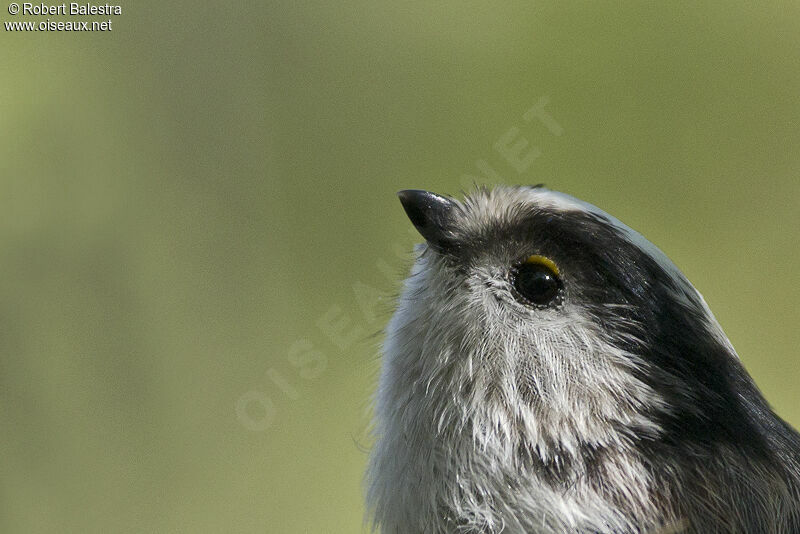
[[385, 186, 757, 461]]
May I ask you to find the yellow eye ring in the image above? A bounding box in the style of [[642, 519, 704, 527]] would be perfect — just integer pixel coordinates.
[[522, 255, 560, 276]]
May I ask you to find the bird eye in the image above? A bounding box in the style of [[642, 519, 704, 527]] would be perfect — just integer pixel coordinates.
[[511, 255, 562, 307]]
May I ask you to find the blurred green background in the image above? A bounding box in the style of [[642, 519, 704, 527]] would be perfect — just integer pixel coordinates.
[[1, 2, 798, 532]]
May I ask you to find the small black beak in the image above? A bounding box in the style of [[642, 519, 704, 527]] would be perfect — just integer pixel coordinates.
[[397, 189, 456, 250]]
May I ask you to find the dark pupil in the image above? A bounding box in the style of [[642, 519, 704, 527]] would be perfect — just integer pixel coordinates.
[[513, 263, 559, 305]]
